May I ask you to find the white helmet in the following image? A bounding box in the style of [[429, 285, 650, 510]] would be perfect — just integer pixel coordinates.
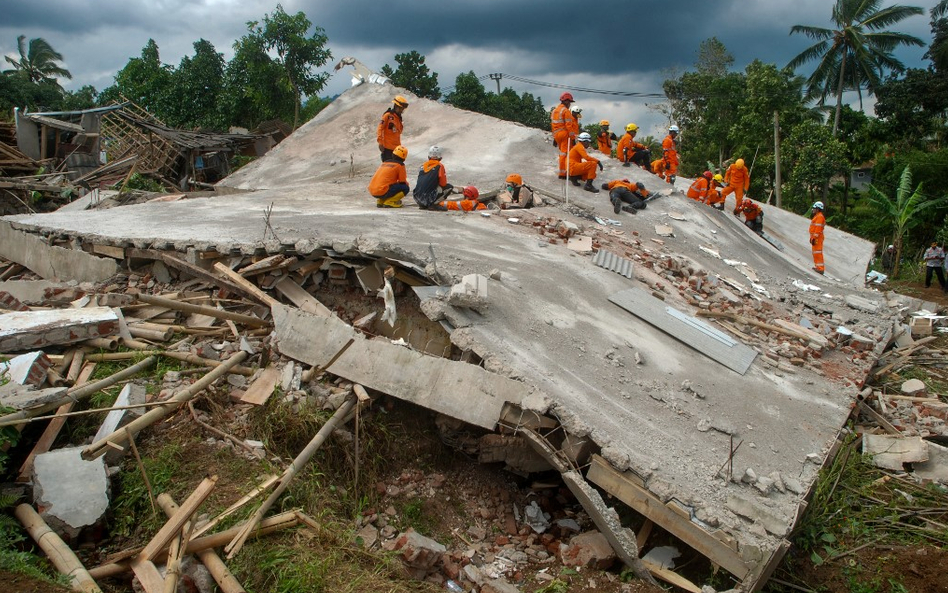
[[812, 201, 824, 210], [577, 132, 592, 142], [428, 145, 443, 159], [570, 104, 583, 114], [669, 125, 680, 133]]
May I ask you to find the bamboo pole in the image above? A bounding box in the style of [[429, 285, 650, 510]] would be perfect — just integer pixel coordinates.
[[83, 337, 120, 350], [88, 511, 299, 579], [225, 393, 358, 558], [82, 351, 247, 460], [83, 350, 255, 377], [15, 504, 103, 593], [158, 494, 247, 593], [0, 356, 157, 427], [66, 350, 85, 384], [128, 325, 173, 342], [137, 294, 269, 328]]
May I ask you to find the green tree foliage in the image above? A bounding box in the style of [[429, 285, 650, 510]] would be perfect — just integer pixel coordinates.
[[444, 72, 547, 130], [781, 120, 848, 210], [3, 35, 71, 89], [166, 39, 225, 130], [219, 31, 294, 129], [444, 71, 487, 112], [99, 39, 173, 115], [873, 68, 948, 149], [60, 85, 98, 111], [930, 2, 948, 71], [0, 73, 63, 113], [787, 0, 925, 135], [244, 4, 331, 129], [380, 51, 440, 100]]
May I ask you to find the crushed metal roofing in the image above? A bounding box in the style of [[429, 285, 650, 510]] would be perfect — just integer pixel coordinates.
[[592, 248, 634, 278]]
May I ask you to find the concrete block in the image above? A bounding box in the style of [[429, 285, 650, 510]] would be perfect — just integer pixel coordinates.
[[0, 306, 118, 352], [93, 383, 147, 464], [844, 294, 880, 314], [388, 528, 445, 579], [0, 382, 67, 410], [901, 379, 927, 396], [0, 280, 84, 306], [33, 447, 110, 540], [726, 493, 789, 537], [560, 530, 616, 569], [448, 274, 489, 311], [0, 351, 52, 385]]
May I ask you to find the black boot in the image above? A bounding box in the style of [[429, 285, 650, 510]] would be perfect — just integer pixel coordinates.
[[621, 205, 638, 214], [583, 180, 600, 193], [622, 162, 630, 167], [569, 176, 582, 187], [611, 195, 621, 214]]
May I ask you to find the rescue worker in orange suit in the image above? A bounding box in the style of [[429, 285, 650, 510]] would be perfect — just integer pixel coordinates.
[[567, 132, 602, 193], [651, 157, 667, 180], [377, 95, 408, 162], [662, 125, 680, 184], [809, 201, 826, 275], [617, 123, 650, 169], [568, 104, 583, 140], [368, 145, 410, 208], [736, 198, 764, 234], [706, 173, 725, 210], [436, 185, 487, 211], [724, 158, 750, 211], [499, 173, 537, 209], [687, 171, 713, 202], [412, 145, 455, 210], [597, 120, 617, 155], [601, 179, 649, 214], [550, 92, 578, 179]]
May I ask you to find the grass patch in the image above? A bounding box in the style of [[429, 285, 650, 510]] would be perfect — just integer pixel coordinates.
[[0, 493, 70, 588]]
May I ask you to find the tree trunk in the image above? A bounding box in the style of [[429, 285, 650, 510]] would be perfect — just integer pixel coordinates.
[[774, 110, 782, 208], [832, 52, 847, 138], [842, 173, 850, 218]]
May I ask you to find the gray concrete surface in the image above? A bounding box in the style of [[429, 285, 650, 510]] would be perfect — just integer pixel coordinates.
[[32, 447, 110, 540], [0, 220, 117, 283]]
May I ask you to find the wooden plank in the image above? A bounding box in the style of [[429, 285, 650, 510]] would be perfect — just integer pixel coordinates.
[[274, 276, 331, 317], [641, 558, 702, 593], [130, 557, 166, 593], [498, 402, 558, 431], [213, 262, 281, 308], [126, 249, 246, 295], [239, 255, 296, 276], [91, 244, 126, 260], [586, 455, 752, 580], [636, 519, 653, 552], [239, 366, 280, 406], [138, 476, 217, 561]]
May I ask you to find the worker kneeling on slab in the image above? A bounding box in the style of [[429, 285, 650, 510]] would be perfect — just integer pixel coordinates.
[[736, 198, 763, 234], [706, 174, 725, 210], [498, 173, 538, 209], [568, 132, 601, 193], [413, 145, 455, 210], [368, 145, 410, 208], [601, 179, 649, 214]]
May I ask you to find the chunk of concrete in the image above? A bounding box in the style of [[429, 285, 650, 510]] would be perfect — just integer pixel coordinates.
[[448, 274, 489, 311], [0, 307, 119, 352], [0, 382, 67, 410], [0, 221, 118, 283], [32, 447, 110, 540], [913, 441, 948, 485], [726, 493, 789, 537], [387, 528, 446, 579], [0, 351, 52, 386], [93, 383, 148, 464], [863, 434, 928, 470], [0, 290, 30, 311], [560, 531, 617, 569], [901, 379, 927, 396], [844, 294, 880, 314]]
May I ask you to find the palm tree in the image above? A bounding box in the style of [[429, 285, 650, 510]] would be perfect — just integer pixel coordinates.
[[3, 35, 72, 88], [787, 0, 924, 136], [866, 166, 948, 277]]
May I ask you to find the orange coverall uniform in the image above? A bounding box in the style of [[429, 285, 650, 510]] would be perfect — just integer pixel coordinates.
[[617, 133, 648, 166], [568, 143, 599, 181], [724, 164, 750, 211], [810, 211, 826, 273], [439, 200, 486, 211], [597, 130, 616, 155], [551, 103, 578, 178], [376, 108, 404, 161], [662, 134, 679, 181], [651, 158, 667, 180], [739, 201, 763, 233], [706, 181, 724, 208], [686, 177, 709, 201], [368, 161, 408, 200]]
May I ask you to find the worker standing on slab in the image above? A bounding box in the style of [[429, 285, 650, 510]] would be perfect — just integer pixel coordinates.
[[602, 179, 649, 214], [377, 95, 408, 162], [923, 242, 947, 291], [686, 171, 713, 202], [809, 201, 826, 275], [724, 158, 751, 212], [706, 173, 725, 210], [736, 198, 764, 234], [368, 145, 410, 208], [597, 120, 617, 155], [567, 132, 602, 193], [550, 92, 577, 179], [412, 146, 456, 210], [662, 125, 680, 184], [617, 123, 650, 169]]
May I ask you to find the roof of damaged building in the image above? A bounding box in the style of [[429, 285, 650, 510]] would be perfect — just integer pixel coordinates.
[[2, 82, 902, 588]]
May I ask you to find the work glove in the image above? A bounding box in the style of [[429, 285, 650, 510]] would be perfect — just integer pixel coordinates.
[[597, 161, 604, 171], [378, 144, 383, 151], [810, 237, 817, 245]]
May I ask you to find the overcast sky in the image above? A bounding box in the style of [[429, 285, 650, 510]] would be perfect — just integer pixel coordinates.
[[2, 0, 941, 137]]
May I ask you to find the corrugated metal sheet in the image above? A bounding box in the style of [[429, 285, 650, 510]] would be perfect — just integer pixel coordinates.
[[592, 249, 634, 279]]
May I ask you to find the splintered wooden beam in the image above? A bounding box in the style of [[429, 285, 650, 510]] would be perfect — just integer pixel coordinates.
[[213, 262, 280, 308]]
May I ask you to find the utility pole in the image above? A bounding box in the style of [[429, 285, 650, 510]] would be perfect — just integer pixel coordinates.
[[489, 73, 502, 94], [774, 110, 782, 208]]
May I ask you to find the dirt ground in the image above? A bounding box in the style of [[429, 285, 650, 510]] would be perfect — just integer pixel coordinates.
[[0, 569, 69, 593]]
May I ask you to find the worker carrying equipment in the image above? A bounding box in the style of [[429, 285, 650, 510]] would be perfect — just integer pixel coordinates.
[[368, 145, 410, 208], [597, 120, 617, 155], [724, 158, 751, 211], [737, 198, 764, 234], [809, 201, 826, 274], [377, 96, 408, 162], [413, 145, 455, 210], [662, 125, 680, 184], [568, 133, 602, 193], [550, 93, 578, 178]]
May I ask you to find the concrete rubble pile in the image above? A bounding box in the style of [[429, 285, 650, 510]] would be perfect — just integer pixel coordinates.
[[1, 80, 944, 592]]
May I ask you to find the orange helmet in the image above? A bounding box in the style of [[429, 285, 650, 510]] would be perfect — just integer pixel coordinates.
[[393, 95, 409, 108], [560, 92, 574, 102], [463, 186, 479, 199], [505, 173, 523, 186], [393, 145, 408, 160]]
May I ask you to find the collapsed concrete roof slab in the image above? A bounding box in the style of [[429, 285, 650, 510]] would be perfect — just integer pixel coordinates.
[[1, 83, 891, 589], [0, 220, 117, 283]]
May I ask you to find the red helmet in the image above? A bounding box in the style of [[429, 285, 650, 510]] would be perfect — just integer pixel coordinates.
[[703, 171, 713, 180], [463, 186, 479, 200], [742, 198, 752, 207], [560, 92, 574, 102]]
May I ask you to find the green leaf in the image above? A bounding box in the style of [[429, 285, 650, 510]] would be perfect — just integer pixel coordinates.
[[811, 550, 824, 565], [821, 532, 837, 543]]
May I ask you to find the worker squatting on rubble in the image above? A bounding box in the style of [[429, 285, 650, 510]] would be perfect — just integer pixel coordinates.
[[706, 174, 725, 209], [724, 158, 750, 211], [923, 242, 947, 291], [368, 145, 410, 208], [498, 173, 537, 209], [617, 124, 650, 170], [661, 125, 680, 184], [602, 179, 649, 214], [550, 93, 579, 179], [809, 201, 826, 275], [567, 132, 602, 193], [735, 198, 764, 234], [377, 95, 408, 162], [597, 120, 617, 155], [686, 171, 713, 202]]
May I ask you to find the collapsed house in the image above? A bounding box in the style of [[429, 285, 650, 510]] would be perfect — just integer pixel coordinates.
[[1, 82, 940, 592]]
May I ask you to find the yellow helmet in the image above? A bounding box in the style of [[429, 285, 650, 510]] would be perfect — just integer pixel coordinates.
[[625, 123, 638, 132], [393, 95, 409, 108], [735, 158, 745, 168], [393, 145, 408, 160], [600, 120, 609, 127], [713, 173, 724, 183]]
